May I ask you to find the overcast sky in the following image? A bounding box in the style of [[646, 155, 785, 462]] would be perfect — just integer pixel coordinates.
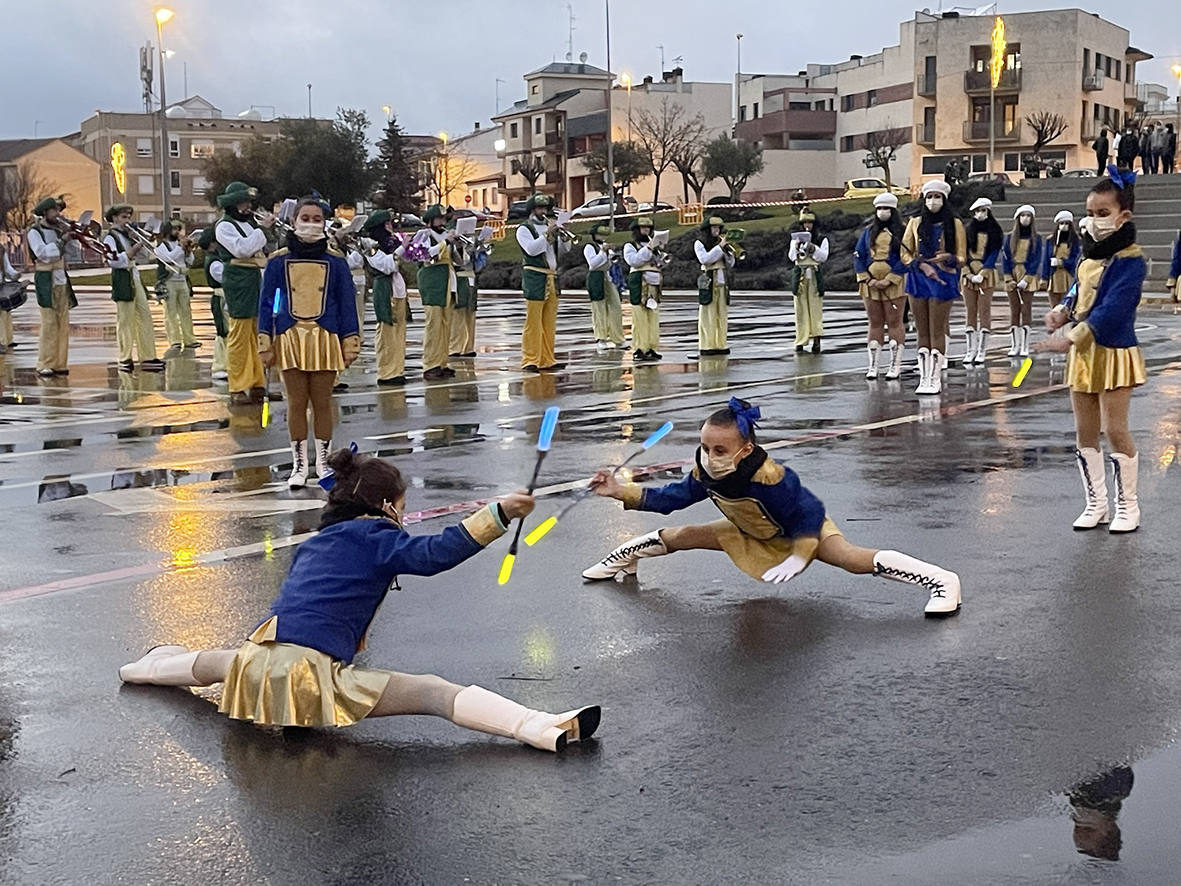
[[5, 1, 1178, 146]]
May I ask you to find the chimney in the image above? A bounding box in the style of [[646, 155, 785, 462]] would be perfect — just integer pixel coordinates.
[[850, 54, 862, 62], [474, 122, 480, 130], [643, 75, 654, 85]]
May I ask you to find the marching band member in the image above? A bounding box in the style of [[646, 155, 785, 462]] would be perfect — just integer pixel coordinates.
[[1041, 210, 1081, 312], [258, 194, 360, 488], [788, 210, 829, 353], [449, 234, 479, 359], [103, 204, 163, 373], [1, 241, 21, 353], [362, 210, 410, 386], [118, 448, 600, 752], [415, 205, 456, 380], [198, 225, 229, 380], [27, 197, 75, 377], [516, 194, 568, 371], [330, 220, 368, 344], [624, 215, 662, 362], [694, 215, 735, 356], [1038, 171, 1146, 533], [583, 222, 625, 351], [902, 179, 966, 395], [1001, 204, 1043, 357], [154, 220, 199, 352], [854, 194, 907, 379], [214, 181, 274, 405], [960, 197, 1003, 365]]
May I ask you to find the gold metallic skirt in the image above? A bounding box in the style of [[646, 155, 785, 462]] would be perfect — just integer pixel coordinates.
[[276, 321, 345, 373], [860, 279, 903, 302], [217, 618, 391, 727], [1067, 341, 1147, 394], [711, 516, 843, 581]]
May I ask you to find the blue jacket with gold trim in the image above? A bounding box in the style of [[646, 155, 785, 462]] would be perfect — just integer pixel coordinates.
[[622, 448, 826, 541], [258, 239, 359, 341]]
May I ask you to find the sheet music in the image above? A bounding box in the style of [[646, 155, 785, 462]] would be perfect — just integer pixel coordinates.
[[455, 217, 477, 237], [791, 231, 812, 244], [556, 210, 573, 227], [652, 230, 670, 246]]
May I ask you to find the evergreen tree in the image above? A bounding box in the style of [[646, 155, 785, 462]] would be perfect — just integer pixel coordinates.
[[372, 116, 418, 212]]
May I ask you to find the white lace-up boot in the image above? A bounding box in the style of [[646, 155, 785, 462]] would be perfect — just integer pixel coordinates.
[[582, 530, 668, 580], [451, 685, 600, 752], [872, 551, 961, 616], [1072, 447, 1110, 530], [1108, 452, 1140, 533]]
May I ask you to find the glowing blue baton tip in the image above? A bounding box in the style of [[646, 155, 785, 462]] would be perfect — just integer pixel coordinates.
[[642, 421, 674, 449], [537, 406, 560, 452], [272, 287, 282, 313]]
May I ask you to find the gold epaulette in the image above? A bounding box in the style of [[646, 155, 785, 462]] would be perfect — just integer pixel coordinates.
[[750, 460, 786, 486]]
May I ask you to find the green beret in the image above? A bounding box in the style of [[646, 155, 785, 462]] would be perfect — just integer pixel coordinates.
[[699, 215, 726, 233], [630, 215, 654, 230], [104, 203, 134, 222], [422, 204, 445, 223], [591, 223, 612, 238], [33, 196, 61, 215], [216, 180, 259, 209], [524, 193, 553, 213], [798, 210, 816, 223], [363, 209, 392, 231]]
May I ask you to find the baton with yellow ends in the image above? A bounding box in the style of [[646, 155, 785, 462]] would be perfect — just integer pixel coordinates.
[[524, 420, 674, 547], [497, 406, 560, 585]]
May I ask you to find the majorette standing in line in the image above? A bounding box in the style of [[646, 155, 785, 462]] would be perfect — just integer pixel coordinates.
[[581, 398, 961, 616], [27, 197, 75, 377], [854, 193, 907, 379], [214, 181, 275, 405], [624, 215, 663, 362], [362, 210, 410, 387], [693, 215, 736, 357], [153, 219, 199, 353], [103, 204, 164, 374], [258, 194, 360, 488], [448, 227, 479, 359], [516, 193, 569, 372], [1041, 211, 1081, 312], [583, 222, 625, 351], [1001, 203, 1044, 358], [901, 179, 966, 395], [119, 448, 600, 752], [197, 225, 230, 381], [414, 204, 456, 381], [960, 197, 1003, 366], [1168, 227, 1181, 303], [788, 209, 830, 353], [1038, 169, 1147, 534]]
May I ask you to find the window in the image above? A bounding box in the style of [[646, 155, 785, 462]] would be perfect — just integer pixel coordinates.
[[534, 118, 542, 134], [135, 138, 153, 158], [531, 84, 539, 95], [192, 176, 209, 196], [840, 135, 854, 152], [752, 102, 760, 119], [738, 105, 747, 122], [170, 171, 181, 193], [491, 187, 498, 203], [168, 138, 179, 158], [190, 140, 215, 159], [841, 94, 854, 112], [137, 175, 155, 195], [867, 89, 878, 107], [1114, 60, 1121, 81], [170, 208, 181, 220]]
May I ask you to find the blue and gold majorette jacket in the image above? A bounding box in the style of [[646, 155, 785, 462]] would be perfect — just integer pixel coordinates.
[[1064, 244, 1145, 350], [619, 447, 826, 541], [258, 240, 360, 343], [260, 504, 508, 664]]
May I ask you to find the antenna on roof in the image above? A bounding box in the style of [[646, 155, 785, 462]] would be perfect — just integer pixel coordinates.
[[567, 2, 576, 62]]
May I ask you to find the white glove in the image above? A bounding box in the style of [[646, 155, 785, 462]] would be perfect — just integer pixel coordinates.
[[359, 237, 377, 252], [1017, 279, 1029, 291], [1050, 258, 1060, 267], [971, 273, 984, 284], [761, 554, 809, 584]]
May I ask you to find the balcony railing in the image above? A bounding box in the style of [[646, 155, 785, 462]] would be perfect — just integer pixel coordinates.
[[962, 120, 1022, 142], [917, 73, 937, 97], [1082, 70, 1104, 91], [915, 123, 936, 145], [964, 68, 1022, 94]]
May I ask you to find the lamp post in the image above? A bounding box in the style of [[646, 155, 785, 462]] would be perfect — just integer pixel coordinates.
[[605, 0, 615, 229], [155, 8, 174, 220], [437, 131, 449, 204], [307, 84, 313, 118], [988, 15, 1005, 176], [735, 33, 743, 123], [1173, 65, 1181, 149]]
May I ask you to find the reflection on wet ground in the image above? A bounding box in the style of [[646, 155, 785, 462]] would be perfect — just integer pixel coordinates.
[[3, 293, 1181, 882]]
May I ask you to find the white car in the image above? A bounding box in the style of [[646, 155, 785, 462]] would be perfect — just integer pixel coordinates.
[[569, 195, 638, 219]]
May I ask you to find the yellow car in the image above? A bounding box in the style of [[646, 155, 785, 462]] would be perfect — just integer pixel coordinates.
[[842, 178, 910, 199]]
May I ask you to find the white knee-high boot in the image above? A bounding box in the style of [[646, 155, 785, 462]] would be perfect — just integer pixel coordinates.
[[582, 530, 667, 580], [1073, 447, 1109, 530], [288, 440, 308, 489], [315, 439, 332, 479], [961, 328, 977, 366], [119, 646, 201, 685], [450, 685, 600, 752], [1007, 326, 1020, 356], [973, 329, 991, 364], [872, 551, 961, 616], [865, 341, 881, 379], [1108, 452, 1140, 533], [914, 347, 932, 395], [885, 339, 904, 380]]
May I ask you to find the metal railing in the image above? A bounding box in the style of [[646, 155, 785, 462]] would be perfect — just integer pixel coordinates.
[[964, 68, 1022, 93], [962, 120, 1022, 142]]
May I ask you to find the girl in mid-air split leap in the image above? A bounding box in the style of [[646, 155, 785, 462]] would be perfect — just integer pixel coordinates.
[[120, 449, 600, 752], [581, 398, 961, 616]]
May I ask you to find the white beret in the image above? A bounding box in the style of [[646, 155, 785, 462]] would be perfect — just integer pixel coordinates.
[[1054, 210, 1074, 224], [1013, 204, 1036, 219], [873, 193, 899, 209], [921, 179, 952, 197], [969, 197, 993, 212]]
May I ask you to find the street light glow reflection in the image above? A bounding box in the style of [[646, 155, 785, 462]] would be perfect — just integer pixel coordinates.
[[155, 7, 174, 24]]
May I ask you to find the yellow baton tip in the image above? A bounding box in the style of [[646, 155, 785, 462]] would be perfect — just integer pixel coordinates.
[[524, 516, 557, 547], [261, 400, 270, 427], [1011, 357, 1033, 388], [498, 553, 516, 585]]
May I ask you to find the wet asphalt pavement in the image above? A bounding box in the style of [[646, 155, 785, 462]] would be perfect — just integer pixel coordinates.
[[1, 291, 1180, 885]]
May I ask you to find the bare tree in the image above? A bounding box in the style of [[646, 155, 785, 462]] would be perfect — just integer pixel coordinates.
[[863, 126, 909, 189], [1025, 111, 1069, 161], [671, 130, 715, 204], [632, 99, 706, 206], [511, 154, 547, 195], [0, 161, 55, 231], [426, 142, 481, 207]]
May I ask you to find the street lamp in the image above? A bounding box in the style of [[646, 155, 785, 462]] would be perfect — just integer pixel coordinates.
[[155, 7, 174, 220], [1172, 65, 1181, 140], [381, 104, 392, 119], [436, 132, 449, 203], [736, 34, 743, 123]]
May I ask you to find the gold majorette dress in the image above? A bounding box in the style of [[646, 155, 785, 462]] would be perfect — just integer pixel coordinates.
[[1065, 242, 1147, 394]]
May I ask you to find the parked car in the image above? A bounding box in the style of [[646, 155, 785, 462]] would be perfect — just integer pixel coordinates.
[[966, 172, 1022, 187], [506, 201, 530, 220], [842, 178, 910, 199], [570, 195, 638, 218], [1061, 168, 1098, 178], [637, 201, 675, 214], [393, 213, 424, 230], [450, 207, 495, 222]]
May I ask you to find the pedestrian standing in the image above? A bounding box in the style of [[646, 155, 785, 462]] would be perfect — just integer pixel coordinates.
[[1093, 128, 1109, 176], [1162, 124, 1176, 175], [516, 194, 568, 371], [1139, 126, 1154, 175]]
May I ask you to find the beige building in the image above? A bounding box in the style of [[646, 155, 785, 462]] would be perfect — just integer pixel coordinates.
[[0, 138, 101, 225], [493, 61, 732, 210], [738, 8, 1149, 196]]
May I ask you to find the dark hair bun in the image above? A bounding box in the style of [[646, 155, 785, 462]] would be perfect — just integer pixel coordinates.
[[327, 447, 360, 475]]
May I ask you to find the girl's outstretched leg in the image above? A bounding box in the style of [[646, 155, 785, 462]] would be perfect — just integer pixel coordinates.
[[817, 533, 961, 617], [119, 647, 237, 686], [581, 523, 723, 581]]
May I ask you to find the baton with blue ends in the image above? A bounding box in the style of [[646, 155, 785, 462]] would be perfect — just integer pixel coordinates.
[[498, 406, 560, 585], [262, 286, 281, 427], [524, 420, 674, 547]]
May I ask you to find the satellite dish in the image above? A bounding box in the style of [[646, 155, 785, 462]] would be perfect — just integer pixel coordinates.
[[164, 106, 186, 119], [237, 108, 263, 121], [579, 51, 588, 63], [565, 51, 572, 62]]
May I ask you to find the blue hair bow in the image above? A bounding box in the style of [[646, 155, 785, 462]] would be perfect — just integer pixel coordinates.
[[1105, 164, 1137, 190], [727, 397, 761, 437], [317, 441, 358, 491]]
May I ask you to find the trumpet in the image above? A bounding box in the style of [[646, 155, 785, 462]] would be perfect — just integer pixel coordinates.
[[546, 221, 580, 246], [253, 209, 293, 238], [721, 228, 746, 262]]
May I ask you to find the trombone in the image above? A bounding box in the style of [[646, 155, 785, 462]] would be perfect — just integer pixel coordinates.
[[53, 212, 118, 262]]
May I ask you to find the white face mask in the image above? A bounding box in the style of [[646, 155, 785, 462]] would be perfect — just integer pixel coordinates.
[[875, 209, 892, 221], [1087, 215, 1119, 241], [925, 196, 944, 212], [1018, 214, 1033, 227], [294, 220, 324, 243], [973, 210, 989, 221], [1059, 223, 1072, 233]]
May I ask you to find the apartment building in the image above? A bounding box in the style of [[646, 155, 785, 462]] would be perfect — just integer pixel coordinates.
[[738, 8, 1149, 197], [493, 61, 731, 209], [0, 138, 101, 221]]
